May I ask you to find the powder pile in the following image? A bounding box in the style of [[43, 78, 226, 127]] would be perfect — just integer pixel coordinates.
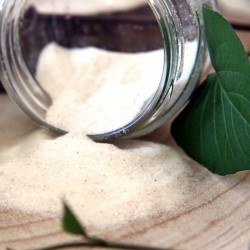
[[0, 93, 216, 230], [0, 21, 214, 230], [37, 44, 163, 134]]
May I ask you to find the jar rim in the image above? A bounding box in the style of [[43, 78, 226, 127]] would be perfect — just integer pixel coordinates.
[[0, 0, 208, 141]]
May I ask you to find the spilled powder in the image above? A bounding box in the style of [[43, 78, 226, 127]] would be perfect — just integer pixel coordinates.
[[37, 44, 163, 134], [0, 94, 215, 229], [0, 44, 215, 230]]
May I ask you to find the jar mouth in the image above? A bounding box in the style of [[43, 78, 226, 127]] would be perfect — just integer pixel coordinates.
[[0, 0, 205, 142]]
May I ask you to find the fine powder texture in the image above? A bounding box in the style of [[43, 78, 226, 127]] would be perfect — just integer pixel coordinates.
[[0, 44, 217, 230], [0, 94, 216, 229], [37, 44, 163, 134]]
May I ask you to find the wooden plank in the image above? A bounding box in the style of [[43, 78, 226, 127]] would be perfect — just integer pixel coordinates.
[[1, 4, 250, 250]]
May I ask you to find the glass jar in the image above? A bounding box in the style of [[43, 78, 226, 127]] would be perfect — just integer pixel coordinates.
[[0, 0, 217, 141]]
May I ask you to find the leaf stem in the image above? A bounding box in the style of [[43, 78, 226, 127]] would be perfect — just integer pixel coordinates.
[[31, 241, 174, 250]]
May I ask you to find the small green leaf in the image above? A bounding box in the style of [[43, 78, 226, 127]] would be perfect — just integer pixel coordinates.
[[62, 202, 86, 236], [172, 7, 250, 175], [172, 72, 250, 175], [61, 202, 109, 245], [203, 6, 250, 77]]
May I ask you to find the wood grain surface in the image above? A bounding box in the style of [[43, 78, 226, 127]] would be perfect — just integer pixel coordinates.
[[1, 9, 250, 250], [1, 170, 250, 250]]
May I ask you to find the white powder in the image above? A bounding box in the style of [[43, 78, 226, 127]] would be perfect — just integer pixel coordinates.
[[0, 95, 214, 229], [37, 44, 163, 134], [0, 41, 214, 231]]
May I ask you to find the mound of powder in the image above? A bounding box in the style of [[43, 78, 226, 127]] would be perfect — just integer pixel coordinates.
[[0, 95, 214, 229], [36, 43, 163, 134], [0, 44, 215, 230]]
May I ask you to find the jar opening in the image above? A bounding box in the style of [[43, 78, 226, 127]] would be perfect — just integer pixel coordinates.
[[1, 0, 172, 139], [0, 0, 210, 141]]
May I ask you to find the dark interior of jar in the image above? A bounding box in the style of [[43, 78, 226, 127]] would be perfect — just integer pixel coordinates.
[[0, 4, 162, 92], [21, 5, 162, 74]]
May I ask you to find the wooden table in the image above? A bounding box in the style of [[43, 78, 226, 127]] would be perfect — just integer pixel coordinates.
[[1, 171, 250, 250], [1, 9, 250, 250]]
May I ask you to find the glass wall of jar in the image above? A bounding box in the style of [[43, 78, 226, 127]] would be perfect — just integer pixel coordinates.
[[0, 0, 217, 141]]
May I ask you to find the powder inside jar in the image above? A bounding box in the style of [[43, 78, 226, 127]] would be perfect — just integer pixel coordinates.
[[37, 43, 163, 134]]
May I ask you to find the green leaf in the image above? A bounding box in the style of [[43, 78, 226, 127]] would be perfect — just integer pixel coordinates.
[[62, 202, 86, 236], [203, 6, 250, 77], [172, 72, 250, 175], [172, 7, 250, 175]]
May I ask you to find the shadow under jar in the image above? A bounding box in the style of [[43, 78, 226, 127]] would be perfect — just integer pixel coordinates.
[[0, 0, 217, 141]]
